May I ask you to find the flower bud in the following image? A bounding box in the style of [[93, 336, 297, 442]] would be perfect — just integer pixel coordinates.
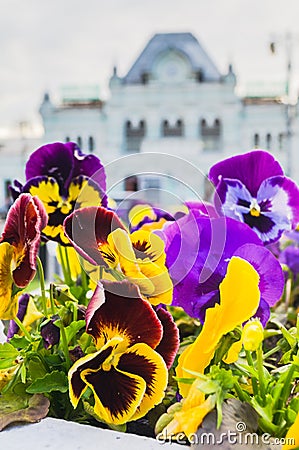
[[242, 319, 264, 351]]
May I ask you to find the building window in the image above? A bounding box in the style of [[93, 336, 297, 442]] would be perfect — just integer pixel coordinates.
[[4, 179, 12, 212], [196, 69, 204, 82], [65, 136, 70, 142], [124, 176, 139, 191], [124, 120, 146, 153], [88, 136, 94, 153], [200, 118, 222, 151], [77, 136, 82, 148], [278, 132, 284, 151], [266, 133, 272, 150], [162, 119, 184, 137], [253, 133, 259, 148]]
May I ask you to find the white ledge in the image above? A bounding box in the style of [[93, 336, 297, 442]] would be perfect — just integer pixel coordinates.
[[1, 417, 183, 450]]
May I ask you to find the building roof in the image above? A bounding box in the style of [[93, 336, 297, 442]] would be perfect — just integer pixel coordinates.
[[122, 32, 222, 84]]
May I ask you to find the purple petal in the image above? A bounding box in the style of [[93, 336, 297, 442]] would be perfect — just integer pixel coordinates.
[[185, 201, 219, 218], [279, 246, 299, 278], [7, 294, 30, 339], [72, 145, 106, 193], [253, 298, 270, 327], [25, 142, 74, 194], [209, 150, 283, 197], [233, 243, 284, 307]]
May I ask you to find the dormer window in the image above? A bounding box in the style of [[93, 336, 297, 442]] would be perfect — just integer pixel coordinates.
[[162, 119, 184, 137]]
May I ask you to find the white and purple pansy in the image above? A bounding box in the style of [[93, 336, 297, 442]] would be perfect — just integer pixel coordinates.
[[209, 150, 299, 244]]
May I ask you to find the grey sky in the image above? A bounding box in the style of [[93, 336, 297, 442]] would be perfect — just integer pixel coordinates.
[[1, 0, 299, 136]]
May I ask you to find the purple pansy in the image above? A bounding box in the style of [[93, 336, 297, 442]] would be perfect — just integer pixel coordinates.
[[163, 210, 284, 325], [208, 150, 299, 244], [10, 142, 107, 245]]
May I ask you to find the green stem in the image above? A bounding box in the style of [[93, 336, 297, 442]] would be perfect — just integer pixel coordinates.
[[63, 246, 73, 286], [256, 345, 266, 399], [234, 379, 250, 402], [49, 284, 56, 316], [14, 316, 32, 342], [263, 345, 281, 360], [245, 350, 259, 396], [79, 256, 88, 292], [57, 319, 71, 370], [58, 245, 70, 285], [274, 363, 296, 425], [99, 265, 104, 280], [36, 256, 47, 316]]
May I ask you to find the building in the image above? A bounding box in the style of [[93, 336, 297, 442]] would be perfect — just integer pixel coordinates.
[[37, 33, 298, 204]]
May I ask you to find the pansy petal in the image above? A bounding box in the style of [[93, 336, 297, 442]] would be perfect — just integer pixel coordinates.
[[72, 144, 106, 192], [154, 307, 180, 369], [234, 243, 284, 307], [139, 261, 173, 306], [109, 228, 155, 295], [213, 178, 253, 221], [64, 207, 125, 265], [68, 176, 108, 210], [2, 194, 48, 287], [177, 257, 260, 396], [7, 294, 30, 339], [86, 281, 163, 350], [25, 142, 74, 194], [130, 229, 166, 265], [84, 364, 146, 425], [209, 150, 283, 197], [0, 242, 15, 320], [119, 343, 168, 421], [68, 344, 116, 408]]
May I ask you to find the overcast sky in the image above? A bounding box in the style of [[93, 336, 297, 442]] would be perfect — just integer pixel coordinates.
[[1, 0, 299, 137]]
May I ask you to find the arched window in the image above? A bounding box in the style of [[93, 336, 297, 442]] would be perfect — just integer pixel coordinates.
[[65, 136, 70, 142], [124, 176, 139, 191], [77, 136, 82, 148], [278, 132, 284, 151], [88, 136, 94, 153]]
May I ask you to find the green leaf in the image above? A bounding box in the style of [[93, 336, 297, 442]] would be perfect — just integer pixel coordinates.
[[8, 335, 31, 349], [26, 370, 68, 394], [63, 320, 85, 344], [0, 343, 19, 359], [0, 393, 50, 431]]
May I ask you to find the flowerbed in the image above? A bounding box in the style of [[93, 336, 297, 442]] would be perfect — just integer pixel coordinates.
[[1, 143, 299, 449]]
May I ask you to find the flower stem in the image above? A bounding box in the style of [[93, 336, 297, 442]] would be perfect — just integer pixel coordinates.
[[56, 319, 71, 370], [58, 245, 71, 286], [36, 256, 47, 317], [245, 350, 258, 396], [14, 316, 32, 342], [49, 283, 56, 316], [63, 246, 73, 286], [256, 345, 266, 399]]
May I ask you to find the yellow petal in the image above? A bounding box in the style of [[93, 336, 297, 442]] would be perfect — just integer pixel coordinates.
[[22, 298, 43, 330], [282, 411, 299, 449], [110, 229, 155, 295], [28, 179, 61, 215], [128, 204, 156, 228], [139, 262, 173, 306], [177, 256, 260, 397], [130, 229, 166, 265], [223, 339, 243, 364], [0, 243, 15, 320], [127, 343, 168, 421]]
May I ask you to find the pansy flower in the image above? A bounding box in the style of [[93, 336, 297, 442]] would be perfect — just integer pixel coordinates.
[[64, 206, 173, 305], [11, 142, 107, 245], [208, 150, 299, 244], [68, 280, 179, 425], [128, 204, 175, 232], [163, 210, 284, 325], [176, 256, 260, 397], [0, 194, 48, 320]]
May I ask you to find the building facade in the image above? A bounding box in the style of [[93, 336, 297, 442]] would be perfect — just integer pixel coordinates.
[[38, 32, 296, 204]]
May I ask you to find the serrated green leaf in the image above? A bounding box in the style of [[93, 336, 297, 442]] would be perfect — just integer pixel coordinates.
[[26, 370, 68, 394], [8, 335, 31, 349]]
